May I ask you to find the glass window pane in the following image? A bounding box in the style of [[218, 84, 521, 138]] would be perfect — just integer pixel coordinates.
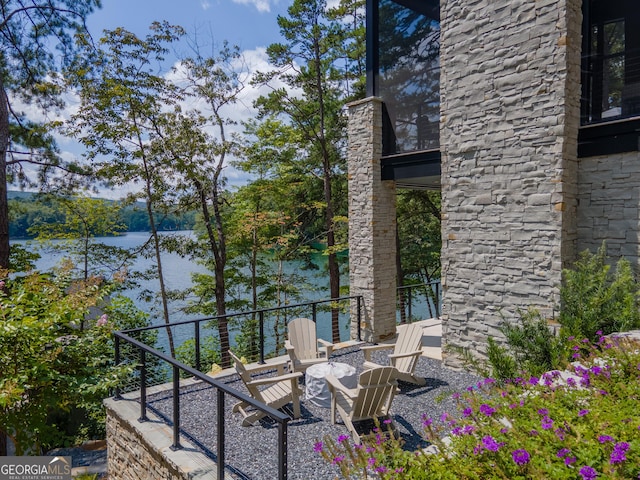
[[378, 0, 439, 155]]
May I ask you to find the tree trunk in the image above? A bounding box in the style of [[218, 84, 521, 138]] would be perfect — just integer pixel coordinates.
[[0, 82, 10, 269]]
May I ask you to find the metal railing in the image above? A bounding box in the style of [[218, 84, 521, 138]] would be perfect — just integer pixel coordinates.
[[113, 331, 291, 480], [112, 295, 363, 479], [397, 280, 441, 323]]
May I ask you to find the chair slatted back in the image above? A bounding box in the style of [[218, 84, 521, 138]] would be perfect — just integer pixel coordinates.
[[229, 350, 263, 401], [288, 318, 318, 360], [351, 366, 397, 422], [393, 323, 423, 374]]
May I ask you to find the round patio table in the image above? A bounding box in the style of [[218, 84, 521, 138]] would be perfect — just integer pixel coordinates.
[[305, 361, 357, 408]]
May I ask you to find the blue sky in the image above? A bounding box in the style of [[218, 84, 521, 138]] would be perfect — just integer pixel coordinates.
[[85, 0, 289, 55], [52, 1, 299, 196]]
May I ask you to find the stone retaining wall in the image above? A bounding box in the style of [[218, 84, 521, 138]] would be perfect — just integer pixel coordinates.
[[105, 396, 217, 480]]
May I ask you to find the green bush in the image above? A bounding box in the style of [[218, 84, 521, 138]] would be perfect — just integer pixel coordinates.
[[318, 334, 640, 479], [0, 266, 136, 454], [487, 309, 567, 381], [560, 243, 640, 341]]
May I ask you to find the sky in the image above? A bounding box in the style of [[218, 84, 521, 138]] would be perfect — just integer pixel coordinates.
[[56, 0, 296, 198]]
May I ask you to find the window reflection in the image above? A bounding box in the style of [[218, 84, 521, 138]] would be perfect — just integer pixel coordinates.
[[377, 0, 440, 155], [582, 0, 640, 124]]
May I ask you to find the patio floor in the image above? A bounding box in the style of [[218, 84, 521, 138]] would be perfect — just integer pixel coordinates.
[[145, 321, 481, 480]]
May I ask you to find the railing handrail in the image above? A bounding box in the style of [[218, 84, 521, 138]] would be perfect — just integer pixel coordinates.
[[119, 294, 360, 335], [114, 330, 291, 479]]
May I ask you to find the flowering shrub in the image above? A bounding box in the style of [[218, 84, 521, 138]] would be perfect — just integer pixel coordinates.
[[317, 334, 640, 479]]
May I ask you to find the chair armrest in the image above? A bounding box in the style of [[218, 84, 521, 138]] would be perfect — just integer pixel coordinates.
[[361, 343, 393, 361], [247, 372, 302, 387], [317, 339, 334, 357], [244, 358, 290, 375], [325, 373, 358, 399], [388, 350, 423, 361]]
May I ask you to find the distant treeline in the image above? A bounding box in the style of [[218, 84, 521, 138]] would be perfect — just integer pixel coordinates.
[[8, 192, 197, 238]]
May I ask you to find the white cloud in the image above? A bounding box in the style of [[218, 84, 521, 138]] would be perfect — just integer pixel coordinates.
[[231, 0, 273, 14], [200, 1, 211, 10]]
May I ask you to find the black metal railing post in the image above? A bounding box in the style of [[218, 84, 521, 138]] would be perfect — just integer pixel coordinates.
[[171, 365, 182, 450], [217, 389, 225, 480], [259, 310, 265, 364], [139, 349, 148, 422], [311, 302, 317, 323], [357, 296, 362, 341], [408, 286, 413, 322], [195, 320, 201, 372], [114, 336, 121, 399], [278, 420, 288, 480]]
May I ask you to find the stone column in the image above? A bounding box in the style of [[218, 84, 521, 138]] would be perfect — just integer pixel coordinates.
[[439, 0, 582, 367], [347, 97, 398, 343]]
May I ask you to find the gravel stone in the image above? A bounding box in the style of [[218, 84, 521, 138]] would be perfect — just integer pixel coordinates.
[[147, 346, 482, 480]]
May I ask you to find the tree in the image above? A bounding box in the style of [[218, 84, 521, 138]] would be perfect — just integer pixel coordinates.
[[0, 0, 101, 269], [67, 22, 185, 355], [28, 194, 127, 281], [253, 0, 353, 343]]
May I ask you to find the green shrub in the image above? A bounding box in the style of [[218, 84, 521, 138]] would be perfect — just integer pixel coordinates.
[[560, 243, 640, 341]]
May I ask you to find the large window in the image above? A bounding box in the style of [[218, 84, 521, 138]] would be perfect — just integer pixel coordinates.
[[581, 0, 640, 125], [368, 0, 440, 156]]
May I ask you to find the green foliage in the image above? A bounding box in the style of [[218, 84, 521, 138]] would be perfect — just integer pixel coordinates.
[[175, 335, 220, 374], [319, 335, 640, 479], [489, 309, 567, 380], [560, 244, 640, 341], [0, 267, 137, 454]]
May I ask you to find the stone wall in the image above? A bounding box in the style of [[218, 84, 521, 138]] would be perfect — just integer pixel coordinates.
[[439, 0, 583, 367], [347, 97, 398, 343], [105, 397, 217, 480], [577, 151, 640, 264]]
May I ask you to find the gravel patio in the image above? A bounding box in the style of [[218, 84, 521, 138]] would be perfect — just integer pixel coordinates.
[[146, 345, 482, 480]]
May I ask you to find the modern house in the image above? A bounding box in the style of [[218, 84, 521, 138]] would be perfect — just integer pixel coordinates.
[[348, 0, 640, 367]]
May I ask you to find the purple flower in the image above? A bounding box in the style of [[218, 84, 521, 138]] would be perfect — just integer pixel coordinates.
[[541, 416, 554, 430], [337, 435, 349, 444], [462, 425, 476, 435], [332, 456, 345, 465], [479, 404, 496, 416], [529, 376, 539, 385], [463, 407, 473, 417], [451, 427, 462, 436], [313, 442, 323, 453], [578, 409, 589, 417], [537, 408, 549, 415], [481, 435, 503, 452], [610, 442, 630, 465], [383, 418, 393, 425], [579, 465, 597, 480], [422, 415, 433, 428], [598, 435, 614, 444], [512, 449, 530, 465], [565, 456, 576, 466], [375, 466, 387, 474], [452, 392, 461, 400], [367, 457, 376, 466], [557, 448, 570, 458], [555, 428, 566, 440]]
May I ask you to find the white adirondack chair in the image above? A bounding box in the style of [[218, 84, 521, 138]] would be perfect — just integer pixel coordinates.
[[361, 323, 426, 385], [229, 350, 303, 426], [326, 366, 398, 444], [285, 317, 334, 374]]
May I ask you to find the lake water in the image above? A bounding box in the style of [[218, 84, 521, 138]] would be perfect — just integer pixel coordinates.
[[13, 231, 438, 356]]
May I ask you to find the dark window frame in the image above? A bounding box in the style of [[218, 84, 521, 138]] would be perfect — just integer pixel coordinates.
[[579, 0, 640, 157]]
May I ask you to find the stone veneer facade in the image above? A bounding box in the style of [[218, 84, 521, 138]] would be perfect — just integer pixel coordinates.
[[439, 0, 583, 366], [347, 97, 398, 343], [577, 151, 640, 265]]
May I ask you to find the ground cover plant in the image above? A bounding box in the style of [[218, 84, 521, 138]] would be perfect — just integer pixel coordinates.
[[317, 333, 640, 479]]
